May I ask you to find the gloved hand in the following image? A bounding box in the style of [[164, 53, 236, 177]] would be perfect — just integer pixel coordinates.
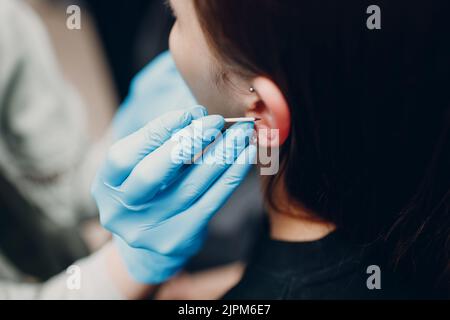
[[112, 51, 196, 140], [92, 106, 256, 284]]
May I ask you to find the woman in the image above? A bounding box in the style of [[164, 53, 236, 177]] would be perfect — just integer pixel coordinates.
[[157, 0, 449, 298]]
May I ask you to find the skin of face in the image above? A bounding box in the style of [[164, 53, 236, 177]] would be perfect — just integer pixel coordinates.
[[168, 0, 248, 117]]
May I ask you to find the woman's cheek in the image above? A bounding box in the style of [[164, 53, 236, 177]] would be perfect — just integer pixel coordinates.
[[168, 24, 180, 60], [169, 27, 191, 84]]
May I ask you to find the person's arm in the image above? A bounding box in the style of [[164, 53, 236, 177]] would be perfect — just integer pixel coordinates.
[[102, 243, 154, 299], [0, 243, 153, 300], [155, 263, 245, 300]]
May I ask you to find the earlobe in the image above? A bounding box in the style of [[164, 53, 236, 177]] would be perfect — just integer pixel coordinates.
[[245, 77, 291, 147]]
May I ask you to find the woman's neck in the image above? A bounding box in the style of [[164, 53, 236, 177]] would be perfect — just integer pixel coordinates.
[[266, 181, 336, 242], [269, 209, 336, 242]]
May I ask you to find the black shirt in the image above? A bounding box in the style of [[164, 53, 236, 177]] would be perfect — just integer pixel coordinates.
[[223, 230, 417, 300]]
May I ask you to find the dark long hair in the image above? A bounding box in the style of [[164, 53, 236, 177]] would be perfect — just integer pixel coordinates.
[[193, 0, 450, 296]]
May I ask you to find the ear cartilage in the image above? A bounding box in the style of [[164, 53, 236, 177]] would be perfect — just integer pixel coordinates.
[[224, 117, 261, 123]]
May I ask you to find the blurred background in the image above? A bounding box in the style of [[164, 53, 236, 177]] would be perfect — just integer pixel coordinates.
[[26, 0, 175, 139]]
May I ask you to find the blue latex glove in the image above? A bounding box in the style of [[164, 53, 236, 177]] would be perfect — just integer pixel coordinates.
[[112, 51, 196, 140], [92, 106, 257, 284]]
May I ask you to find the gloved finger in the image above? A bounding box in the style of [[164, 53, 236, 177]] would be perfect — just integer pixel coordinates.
[[119, 115, 225, 205], [101, 106, 207, 187], [169, 144, 257, 236], [190, 143, 257, 218], [148, 122, 255, 217]]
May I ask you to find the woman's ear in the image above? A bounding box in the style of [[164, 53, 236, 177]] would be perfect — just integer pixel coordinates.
[[245, 77, 291, 147]]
